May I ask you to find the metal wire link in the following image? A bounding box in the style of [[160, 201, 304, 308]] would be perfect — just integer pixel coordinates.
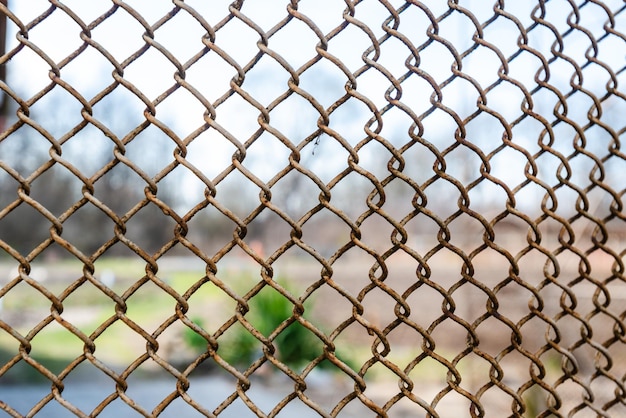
[[0, 0, 625, 417]]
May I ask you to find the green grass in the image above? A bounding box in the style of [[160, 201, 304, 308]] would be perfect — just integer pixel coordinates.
[[0, 260, 226, 383]]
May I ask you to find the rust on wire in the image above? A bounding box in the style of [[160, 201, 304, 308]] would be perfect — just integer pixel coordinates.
[[0, 0, 625, 417]]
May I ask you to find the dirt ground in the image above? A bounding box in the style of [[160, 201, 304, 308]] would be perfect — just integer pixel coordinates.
[[1, 247, 624, 416]]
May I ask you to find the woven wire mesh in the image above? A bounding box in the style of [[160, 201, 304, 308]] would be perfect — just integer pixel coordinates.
[[0, 0, 625, 416]]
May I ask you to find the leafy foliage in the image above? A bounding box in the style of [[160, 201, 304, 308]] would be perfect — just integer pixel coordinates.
[[184, 281, 332, 371]]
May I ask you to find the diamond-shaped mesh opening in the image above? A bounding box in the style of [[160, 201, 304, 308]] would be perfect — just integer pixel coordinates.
[[0, 280, 51, 336], [24, 10, 84, 65], [88, 7, 148, 62], [184, 54, 239, 106], [0, 203, 52, 255], [213, 94, 259, 142], [124, 125, 177, 177], [123, 50, 180, 101], [89, 317, 149, 367], [214, 15, 261, 66], [27, 320, 85, 373], [0, 129, 50, 175]]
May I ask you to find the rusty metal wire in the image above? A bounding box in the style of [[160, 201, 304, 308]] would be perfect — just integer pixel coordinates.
[[0, 0, 625, 416]]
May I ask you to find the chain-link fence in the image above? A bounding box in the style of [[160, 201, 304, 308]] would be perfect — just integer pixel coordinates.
[[0, 0, 625, 417]]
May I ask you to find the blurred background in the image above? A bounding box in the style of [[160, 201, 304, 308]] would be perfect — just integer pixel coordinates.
[[0, 0, 625, 416]]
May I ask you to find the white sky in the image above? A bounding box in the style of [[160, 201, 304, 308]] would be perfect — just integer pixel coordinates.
[[2, 0, 625, 213]]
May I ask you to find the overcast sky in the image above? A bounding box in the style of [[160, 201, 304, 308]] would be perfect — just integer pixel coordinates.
[[2, 0, 624, 213]]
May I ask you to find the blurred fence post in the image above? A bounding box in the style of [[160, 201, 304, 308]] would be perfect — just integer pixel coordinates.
[[0, 0, 7, 131]]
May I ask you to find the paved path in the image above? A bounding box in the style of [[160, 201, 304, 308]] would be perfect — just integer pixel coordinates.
[[1, 373, 392, 417], [3, 376, 307, 417]]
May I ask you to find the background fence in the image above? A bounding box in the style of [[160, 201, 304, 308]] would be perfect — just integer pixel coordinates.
[[0, 0, 625, 417]]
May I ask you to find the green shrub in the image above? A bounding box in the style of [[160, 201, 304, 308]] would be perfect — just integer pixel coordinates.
[[184, 280, 345, 371], [248, 285, 322, 368]]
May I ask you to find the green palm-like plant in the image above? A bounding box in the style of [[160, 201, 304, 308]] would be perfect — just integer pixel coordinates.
[[184, 281, 326, 370], [248, 285, 322, 368]]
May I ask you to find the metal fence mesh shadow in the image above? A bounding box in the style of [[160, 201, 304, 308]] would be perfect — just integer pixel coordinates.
[[0, 0, 625, 417]]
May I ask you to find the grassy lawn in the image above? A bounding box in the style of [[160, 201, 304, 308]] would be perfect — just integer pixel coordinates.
[[0, 256, 428, 385], [0, 258, 227, 383]]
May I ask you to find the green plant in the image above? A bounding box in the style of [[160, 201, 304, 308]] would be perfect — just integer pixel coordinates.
[[184, 281, 343, 371], [248, 285, 322, 368]]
